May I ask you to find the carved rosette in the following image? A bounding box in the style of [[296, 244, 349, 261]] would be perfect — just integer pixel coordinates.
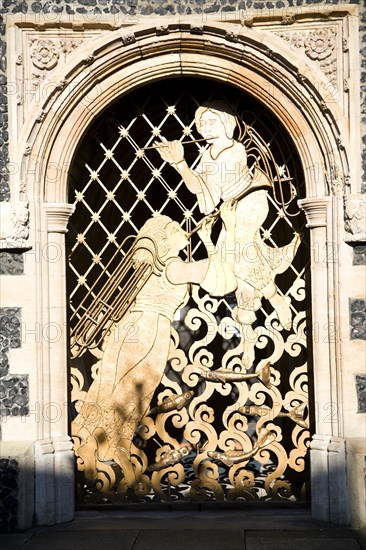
[[29, 38, 59, 90], [304, 29, 336, 61], [30, 39, 59, 70]]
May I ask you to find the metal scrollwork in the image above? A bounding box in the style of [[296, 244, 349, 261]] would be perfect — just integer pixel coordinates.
[[69, 86, 311, 506]]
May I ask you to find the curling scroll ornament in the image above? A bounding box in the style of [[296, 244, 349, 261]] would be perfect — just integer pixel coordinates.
[[70, 98, 310, 504]]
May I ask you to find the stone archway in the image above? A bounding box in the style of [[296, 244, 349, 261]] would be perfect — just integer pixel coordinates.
[[16, 17, 355, 525]]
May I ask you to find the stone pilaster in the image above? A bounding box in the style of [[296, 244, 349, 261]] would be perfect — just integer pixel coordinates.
[[43, 203, 74, 439], [298, 197, 348, 524], [298, 197, 334, 431], [33, 203, 75, 526]]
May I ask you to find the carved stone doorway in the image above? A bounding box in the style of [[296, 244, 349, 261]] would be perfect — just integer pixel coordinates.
[[67, 77, 312, 506]]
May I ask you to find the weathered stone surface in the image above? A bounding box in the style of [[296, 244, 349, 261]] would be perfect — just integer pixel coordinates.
[[350, 298, 366, 340], [353, 245, 366, 265], [0, 309, 29, 420], [0, 252, 24, 275], [355, 374, 366, 413]]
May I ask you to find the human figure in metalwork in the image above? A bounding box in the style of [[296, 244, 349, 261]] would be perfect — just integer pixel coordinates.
[[72, 212, 237, 493], [155, 101, 299, 369]]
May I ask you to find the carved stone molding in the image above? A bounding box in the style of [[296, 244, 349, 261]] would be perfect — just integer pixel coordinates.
[[298, 197, 330, 228], [44, 203, 75, 234], [190, 25, 204, 34], [156, 26, 169, 36], [122, 33, 136, 46], [344, 194, 366, 243]]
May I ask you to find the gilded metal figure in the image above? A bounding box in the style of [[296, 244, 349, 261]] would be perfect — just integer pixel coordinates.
[[154, 101, 300, 369], [208, 427, 277, 466], [148, 391, 194, 415], [147, 445, 192, 472], [72, 213, 237, 492], [199, 361, 272, 388], [238, 402, 308, 428]]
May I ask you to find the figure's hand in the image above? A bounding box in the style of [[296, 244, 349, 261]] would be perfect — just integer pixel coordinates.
[[197, 217, 216, 253], [153, 139, 185, 165], [220, 200, 237, 231]]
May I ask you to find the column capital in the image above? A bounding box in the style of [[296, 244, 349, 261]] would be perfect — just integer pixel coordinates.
[[298, 196, 331, 228], [310, 433, 332, 451], [43, 203, 75, 233]]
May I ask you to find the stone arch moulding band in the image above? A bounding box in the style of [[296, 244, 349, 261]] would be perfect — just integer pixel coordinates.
[[17, 21, 350, 206]]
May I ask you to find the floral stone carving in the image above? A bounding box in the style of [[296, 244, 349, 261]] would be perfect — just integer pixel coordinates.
[[304, 29, 336, 61], [29, 39, 59, 71]]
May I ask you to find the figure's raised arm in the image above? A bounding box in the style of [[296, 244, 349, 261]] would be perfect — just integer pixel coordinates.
[[166, 217, 237, 296], [153, 139, 206, 195]]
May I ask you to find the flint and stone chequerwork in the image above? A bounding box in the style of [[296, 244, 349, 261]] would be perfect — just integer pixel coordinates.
[[0, 0, 365, 532]]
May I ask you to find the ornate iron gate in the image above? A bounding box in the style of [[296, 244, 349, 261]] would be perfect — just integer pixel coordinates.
[[67, 78, 312, 505]]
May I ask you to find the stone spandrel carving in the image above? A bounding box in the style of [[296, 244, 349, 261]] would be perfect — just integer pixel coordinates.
[[344, 195, 366, 243], [273, 26, 338, 87], [71, 215, 237, 492], [155, 101, 300, 371], [60, 38, 84, 55], [13, 27, 103, 129], [28, 37, 75, 91]]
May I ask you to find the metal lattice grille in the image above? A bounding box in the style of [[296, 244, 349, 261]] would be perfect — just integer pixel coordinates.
[[68, 78, 312, 505]]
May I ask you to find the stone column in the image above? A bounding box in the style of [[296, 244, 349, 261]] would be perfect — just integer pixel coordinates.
[[34, 203, 75, 526], [298, 196, 339, 523], [298, 197, 333, 431]]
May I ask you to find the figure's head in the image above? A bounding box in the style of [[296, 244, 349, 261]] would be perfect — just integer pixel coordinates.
[[195, 101, 237, 141], [133, 215, 188, 265]]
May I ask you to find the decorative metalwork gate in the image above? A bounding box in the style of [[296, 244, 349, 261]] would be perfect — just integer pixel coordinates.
[[67, 78, 312, 506]]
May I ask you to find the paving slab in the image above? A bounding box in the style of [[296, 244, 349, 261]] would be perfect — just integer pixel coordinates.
[[22, 530, 139, 550], [47, 509, 343, 531], [133, 529, 245, 550], [246, 531, 362, 550], [0, 533, 32, 550]]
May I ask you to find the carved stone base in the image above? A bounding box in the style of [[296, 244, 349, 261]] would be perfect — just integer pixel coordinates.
[[34, 437, 74, 526], [311, 434, 366, 527]]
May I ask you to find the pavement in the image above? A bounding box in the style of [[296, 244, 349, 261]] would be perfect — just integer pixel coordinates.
[[1, 507, 366, 550]]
